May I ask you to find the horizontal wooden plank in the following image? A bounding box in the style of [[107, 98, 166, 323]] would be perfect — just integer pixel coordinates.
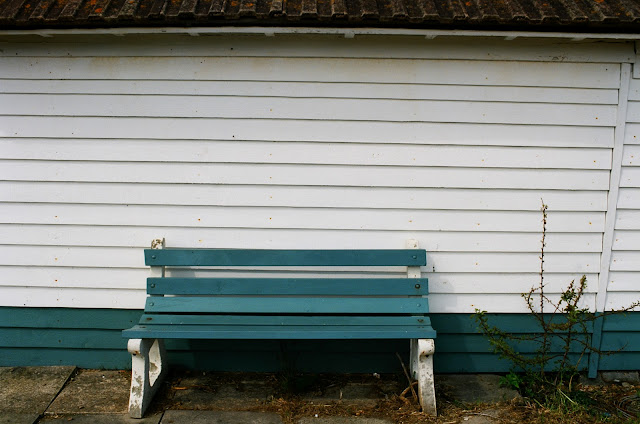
[[0, 182, 609, 212], [122, 324, 436, 339], [601, 331, 640, 351], [622, 145, 640, 167], [0, 265, 599, 294], [626, 101, 640, 124], [620, 167, 640, 187], [0, 348, 131, 369], [143, 296, 429, 314], [430, 312, 594, 334], [0, 328, 125, 349], [428, 272, 599, 293], [0, 306, 140, 329], [627, 78, 640, 101], [623, 123, 640, 145], [0, 266, 149, 289], [0, 161, 611, 190], [436, 333, 589, 353], [0, 94, 616, 126], [615, 210, 640, 229], [0, 286, 598, 313], [0, 139, 613, 170], [616, 188, 640, 209], [609, 251, 640, 271], [146, 249, 426, 267], [0, 205, 606, 232], [0, 116, 615, 147], [0, 246, 600, 271], [0, 36, 631, 63], [598, 353, 640, 371], [0, 225, 605, 253], [429, 293, 596, 313], [0, 286, 146, 309], [604, 292, 640, 311], [0, 57, 620, 88], [611, 230, 640, 250], [139, 314, 430, 326], [147, 277, 429, 295], [602, 312, 640, 331], [608, 271, 640, 291], [0, 80, 619, 104]]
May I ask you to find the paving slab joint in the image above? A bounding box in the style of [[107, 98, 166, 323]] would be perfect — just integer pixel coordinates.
[[42, 366, 79, 418]]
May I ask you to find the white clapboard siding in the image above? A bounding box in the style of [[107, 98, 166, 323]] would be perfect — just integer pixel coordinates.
[[1, 266, 149, 289], [609, 251, 640, 271], [0, 36, 632, 62], [0, 225, 603, 253], [623, 144, 640, 165], [0, 94, 616, 126], [432, 293, 596, 314], [605, 293, 640, 311], [608, 271, 640, 291], [620, 168, 640, 187], [0, 266, 598, 295], [0, 204, 606, 232], [0, 80, 620, 105], [0, 57, 621, 88], [617, 188, 640, 208], [612, 230, 640, 250], [0, 245, 600, 273], [624, 123, 640, 145], [0, 139, 614, 169], [0, 183, 609, 212], [0, 36, 622, 312], [0, 116, 614, 147], [0, 161, 611, 190], [615, 210, 640, 229], [606, 81, 640, 310], [0, 285, 596, 312], [0, 286, 146, 309]]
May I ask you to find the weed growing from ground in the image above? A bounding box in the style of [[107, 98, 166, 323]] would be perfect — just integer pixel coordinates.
[[475, 201, 640, 418]]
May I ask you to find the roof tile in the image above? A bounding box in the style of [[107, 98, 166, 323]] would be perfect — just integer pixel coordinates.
[[0, 0, 639, 30]]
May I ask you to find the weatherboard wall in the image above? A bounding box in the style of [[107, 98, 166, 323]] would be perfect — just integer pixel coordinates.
[[0, 34, 627, 313], [0, 34, 638, 371]]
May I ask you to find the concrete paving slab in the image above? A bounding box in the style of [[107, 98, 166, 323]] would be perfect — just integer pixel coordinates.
[[0, 366, 75, 415], [303, 382, 392, 407], [437, 375, 520, 404], [0, 413, 40, 424], [39, 413, 163, 423], [298, 418, 392, 424], [46, 369, 132, 414], [160, 410, 283, 424], [170, 373, 277, 409]]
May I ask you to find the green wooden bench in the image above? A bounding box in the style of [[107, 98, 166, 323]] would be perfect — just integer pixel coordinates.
[[122, 239, 437, 418]]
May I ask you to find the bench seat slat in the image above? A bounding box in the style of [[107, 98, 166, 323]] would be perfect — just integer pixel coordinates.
[[139, 314, 432, 327], [123, 324, 437, 340], [148, 278, 428, 295], [145, 249, 427, 267], [145, 297, 428, 314]]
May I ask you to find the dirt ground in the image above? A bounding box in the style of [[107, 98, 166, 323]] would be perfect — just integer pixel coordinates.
[[148, 370, 640, 424]]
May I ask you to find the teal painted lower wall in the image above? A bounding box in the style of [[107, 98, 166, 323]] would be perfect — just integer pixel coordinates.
[[1, 307, 639, 373]]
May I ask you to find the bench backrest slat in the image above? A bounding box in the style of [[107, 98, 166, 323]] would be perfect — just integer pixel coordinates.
[[144, 296, 429, 314], [147, 278, 428, 296], [145, 249, 426, 267], [140, 314, 430, 326]]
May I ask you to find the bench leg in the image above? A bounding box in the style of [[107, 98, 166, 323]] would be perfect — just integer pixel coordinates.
[[411, 338, 437, 416], [127, 338, 168, 418]]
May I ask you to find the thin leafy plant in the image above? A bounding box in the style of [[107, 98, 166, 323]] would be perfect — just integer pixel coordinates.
[[474, 201, 640, 412]]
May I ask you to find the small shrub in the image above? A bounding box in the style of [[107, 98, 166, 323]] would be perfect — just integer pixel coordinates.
[[475, 201, 640, 414]]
